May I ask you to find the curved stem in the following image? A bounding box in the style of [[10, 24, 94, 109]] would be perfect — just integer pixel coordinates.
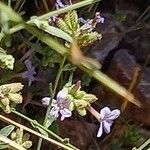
[[37, 57, 66, 150]]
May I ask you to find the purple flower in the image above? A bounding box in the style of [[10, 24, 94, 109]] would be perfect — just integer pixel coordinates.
[[42, 89, 72, 121], [95, 12, 105, 24], [79, 18, 94, 32], [22, 59, 36, 86], [97, 107, 120, 137]]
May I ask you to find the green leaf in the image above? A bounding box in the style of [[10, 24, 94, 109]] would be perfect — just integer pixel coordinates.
[[0, 125, 15, 137], [31, 17, 73, 43], [43, 23, 73, 43]]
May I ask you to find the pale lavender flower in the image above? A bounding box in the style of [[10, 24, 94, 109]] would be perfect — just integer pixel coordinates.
[[42, 89, 72, 121], [95, 12, 105, 24], [79, 18, 94, 32], [97, 107, 120, 137], [22, 59, 36, 86]]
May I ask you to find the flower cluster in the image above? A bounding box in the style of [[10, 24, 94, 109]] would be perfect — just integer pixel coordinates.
[[42, 81, 97, 120], [48, 0, 104, 48], [0, 83, 24, 113], [42, 81, 120, 138]]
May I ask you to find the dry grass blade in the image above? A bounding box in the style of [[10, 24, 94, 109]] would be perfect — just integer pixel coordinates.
[[70, 41, 141, 107], [0, 115, 77, 150]]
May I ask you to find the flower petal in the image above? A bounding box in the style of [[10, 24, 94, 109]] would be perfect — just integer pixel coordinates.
[[103, 120, 112, 134], [51, 99, 57, 107], [97, 122, 103, 138], [60, 108, 72, 121], [107, 109, 120, 120], [41, 97, 50, 106], [100, 107, 111, 119], [49, 107, 59, 120], [57, 88, 68, 100]]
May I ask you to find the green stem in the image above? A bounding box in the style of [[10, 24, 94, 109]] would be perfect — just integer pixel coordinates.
[[37, 57, 66, 150], [11, 109, 78, 150], [8, 0, 11, 7]]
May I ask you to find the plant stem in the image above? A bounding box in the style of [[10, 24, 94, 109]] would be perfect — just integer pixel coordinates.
[[11, 109, 78, 150], [37, 57, 66, 150], [24, 24, 140, 107], [87, 106, 101, 121], [8, 0, 11, 7]]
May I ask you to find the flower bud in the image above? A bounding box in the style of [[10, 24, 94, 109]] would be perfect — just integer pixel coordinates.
[[41, 97, 50, 106], [11, 132, 17, 140], [22, 141, 32, 149], [8, 93, 22, 103]]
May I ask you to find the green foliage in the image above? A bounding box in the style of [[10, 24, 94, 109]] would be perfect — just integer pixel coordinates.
[[0, 125, 15, 137], [36, 47, 63, 68], [81, 73, 92, 87], [115, 10, 126, 22], [111, 125, 141, 150]]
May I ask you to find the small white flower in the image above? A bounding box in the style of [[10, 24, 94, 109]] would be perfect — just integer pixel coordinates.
[[41, 97, 50, 106], [97, 107, 120, 137]]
